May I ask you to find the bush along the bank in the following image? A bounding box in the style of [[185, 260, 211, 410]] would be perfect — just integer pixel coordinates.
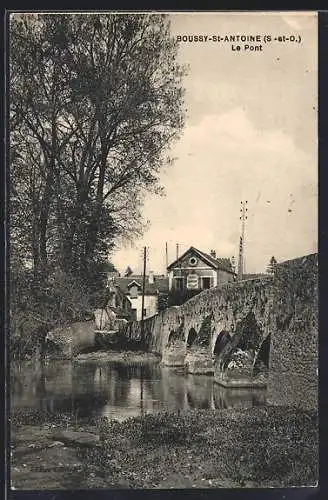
[[77, 406, 318, 488], [226, 407, 318, 486], [10, 407, 102, 429], [10, 266, 95, 361]]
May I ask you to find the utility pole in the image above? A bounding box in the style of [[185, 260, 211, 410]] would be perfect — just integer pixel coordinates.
[[140, 246, 147, 345], [238, 200, 248, 281], [176, 243, 179, 260], [165, 242, 168, 275], [140, 364, 144, 418]]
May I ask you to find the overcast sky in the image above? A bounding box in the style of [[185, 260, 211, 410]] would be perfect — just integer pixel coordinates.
[[112, 12, 318, 275]]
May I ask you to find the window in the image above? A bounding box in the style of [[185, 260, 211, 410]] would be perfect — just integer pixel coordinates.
[[188, 256, 198, 266], [187, 274, 199, 289], [174, 277, 184, 290], [142, 309, 147, 318]]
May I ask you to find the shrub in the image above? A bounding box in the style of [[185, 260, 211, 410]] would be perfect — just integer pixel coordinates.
[[10, 266, 94, 360], [138, 411, 204, 445], [78, 407, 318, 488], [226, 406, 318, 486]]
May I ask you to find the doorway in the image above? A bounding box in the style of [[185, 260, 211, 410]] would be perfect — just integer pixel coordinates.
[[202, 277, 211, 289]]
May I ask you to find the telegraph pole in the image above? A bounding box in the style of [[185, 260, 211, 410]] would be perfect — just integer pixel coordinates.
[[165, 242, 168, 275], [238, 200, 248, 281], [176, 243, 179, 260], [141, 246, 147, 345]]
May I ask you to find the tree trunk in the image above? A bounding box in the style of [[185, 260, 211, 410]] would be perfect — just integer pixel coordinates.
[[39, 175, 52, 277], [85, 147, 107, 262]]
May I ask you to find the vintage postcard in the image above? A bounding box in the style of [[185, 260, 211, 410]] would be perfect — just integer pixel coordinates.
[[8, 11, 318, 491]]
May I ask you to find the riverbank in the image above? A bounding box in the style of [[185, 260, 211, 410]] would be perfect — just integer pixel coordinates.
[[73, 350, 160, 364], [11, 406, 318, 489]]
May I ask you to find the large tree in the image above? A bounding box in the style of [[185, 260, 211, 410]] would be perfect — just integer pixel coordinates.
[[266, 256, 278, 275], [10, 13, 187, 346], [10, 14, 186, 276]]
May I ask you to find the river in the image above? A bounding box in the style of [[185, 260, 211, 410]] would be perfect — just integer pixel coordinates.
[[11, 359, 267, 422]]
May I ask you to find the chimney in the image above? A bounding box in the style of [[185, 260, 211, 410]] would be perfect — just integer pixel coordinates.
[[210, 249, 216, 258], [149, 270, 154, 284]]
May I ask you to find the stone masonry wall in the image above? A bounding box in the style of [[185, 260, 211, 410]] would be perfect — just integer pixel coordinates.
[[267, 254, 318, 411], [46, 320, 96, 358]]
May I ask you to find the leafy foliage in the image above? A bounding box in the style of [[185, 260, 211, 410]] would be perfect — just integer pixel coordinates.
[[10, 265, 92, 359], [157, 291, 169, 311], [10, 13, 187, 355]]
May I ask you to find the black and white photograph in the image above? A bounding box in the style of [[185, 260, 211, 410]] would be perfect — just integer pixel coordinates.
[[8, 11, 318, 490]]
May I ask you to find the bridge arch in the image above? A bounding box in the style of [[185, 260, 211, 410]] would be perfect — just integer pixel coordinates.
[[253, 334, 271, 375], [186, 328, 198, 348], [167, 329, 175, 346], [213, 330, 232, 356]]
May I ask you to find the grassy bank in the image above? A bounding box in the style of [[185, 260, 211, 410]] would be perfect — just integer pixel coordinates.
[[11, 406, 318, 489], [74, 350, 160, 364], [84, 406, 318, 488]]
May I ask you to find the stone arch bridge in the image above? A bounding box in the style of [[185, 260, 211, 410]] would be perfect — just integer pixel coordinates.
[[48, 254, 318, 409], [126, 254, 318, 407], [126, 276, 274, 387]]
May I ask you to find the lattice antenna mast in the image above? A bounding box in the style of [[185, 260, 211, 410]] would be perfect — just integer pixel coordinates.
[[238, 200, 248, 280]]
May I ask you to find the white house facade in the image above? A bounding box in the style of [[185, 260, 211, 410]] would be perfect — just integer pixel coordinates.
[[167, 247, 235, 291], [115, 273, 169, 321]]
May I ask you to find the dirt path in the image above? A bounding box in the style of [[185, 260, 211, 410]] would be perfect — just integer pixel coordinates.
[[11, 424, 106, 490]]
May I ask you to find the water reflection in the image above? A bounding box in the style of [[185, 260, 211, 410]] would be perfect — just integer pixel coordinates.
[[11, 359, 266, 421]]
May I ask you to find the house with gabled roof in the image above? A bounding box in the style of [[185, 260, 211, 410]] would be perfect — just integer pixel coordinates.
[[114, 272, 169, 321], [167, 246, 236, 291]]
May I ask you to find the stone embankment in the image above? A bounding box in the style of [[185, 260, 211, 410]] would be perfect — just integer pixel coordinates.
[[45, 308, 128, 359], [45, 320, 96, 359]]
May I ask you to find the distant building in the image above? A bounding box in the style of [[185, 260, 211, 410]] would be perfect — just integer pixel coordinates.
[[95, 279, 133, 323], [115, 272, 169, 321], [107, 283, 133, 320], [167, 246, 235, 291]]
